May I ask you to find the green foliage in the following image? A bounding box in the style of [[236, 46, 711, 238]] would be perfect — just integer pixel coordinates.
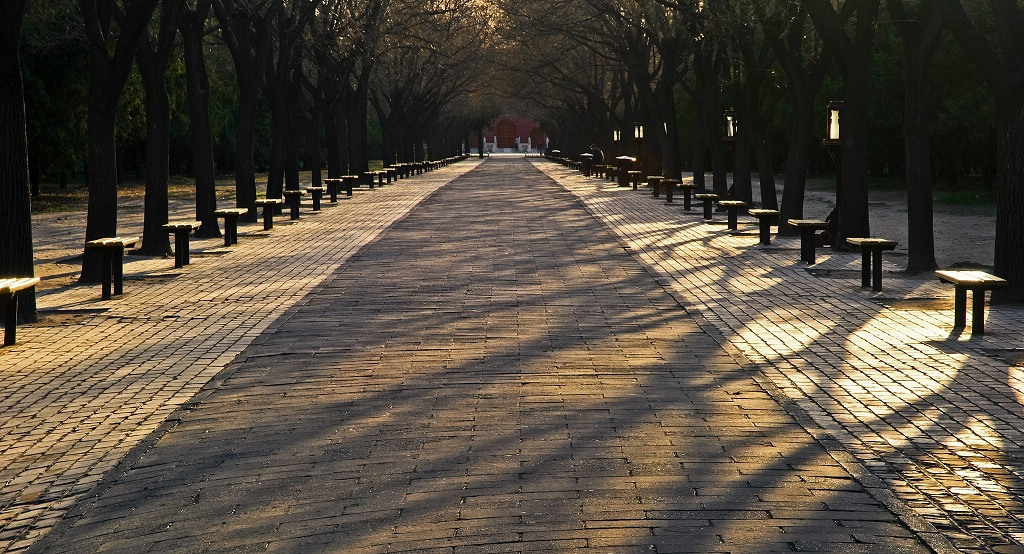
[[21, 1, 87, 183]]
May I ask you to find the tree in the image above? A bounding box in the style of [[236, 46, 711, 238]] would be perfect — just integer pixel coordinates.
[[766, 3, 829, 234], [804, 0, 883, 245], [212, 0, 273, 218], [78, 0, 161, 280], [0, 0, 36, 323], [938, 0, 1024, 302], [180, 0, 220, 237], [888, 0, 943, 271], [136, 0, 185, 256]]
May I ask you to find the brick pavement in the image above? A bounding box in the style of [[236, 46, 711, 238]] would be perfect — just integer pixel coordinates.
[[27, 158, 929, 552], [536, 160, 1024, 553], [6, 156, 1023, 552], [1, 163, 479, 552]]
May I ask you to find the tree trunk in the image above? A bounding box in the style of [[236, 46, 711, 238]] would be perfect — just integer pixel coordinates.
[[895, 12, 939, 272], [266, 96, 286, 199], [136, 51, 172, 256], [78, 0, 161, 280], [181, 0, 220, 238], [992, 95, 1024, 302], [81, 56, 121, 281], [0, 0, 36, 323], [234, 81, 259, 219], [804, 0, 880, 246], [778, 108, 814, 235]]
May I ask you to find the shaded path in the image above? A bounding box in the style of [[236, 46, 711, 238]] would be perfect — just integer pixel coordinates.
[[38, 159, 924, 552]]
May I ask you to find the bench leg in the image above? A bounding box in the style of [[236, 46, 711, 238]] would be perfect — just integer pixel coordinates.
[[683, 190, 692, 211], [101, 249, 113, 300], [953, 286, 967, 328], [289, 197, 300, 220], [329, 182, 338, 203], [665, 186, 674, 204], [702, 199, 713, 221], [173, 232, 190, 267], [800, 229, 816, 264], [860, 249, 872, 287], [872, 249, 884, 291], [972, 290, 987, 335], [312, 192, 322, 211], [113, 247, 126, 296], [263, 207, 274, 231], [758, 218, 771, 246], [727, 209, 738, 231], [652, 182, 660, 198], [3, 293, 17, 346]]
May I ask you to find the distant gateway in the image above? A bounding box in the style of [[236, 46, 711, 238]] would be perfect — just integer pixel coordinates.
[[469, 115, 547, 154]]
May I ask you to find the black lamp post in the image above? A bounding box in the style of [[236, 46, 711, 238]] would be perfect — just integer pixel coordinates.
[[633, 123, 644, 171], [723, 109, 738, 198], [823, 101, 843, 248]]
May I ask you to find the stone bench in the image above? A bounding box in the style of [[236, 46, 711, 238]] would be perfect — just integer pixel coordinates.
[[341, 175, 360, 197], [647, 176, 664, 198], [627, 170, 642, 190], [254, 198, 282, 230], [748, 209, 779, 246], [161, 221, 201, 268], [283, 189, 306, 220], [677, 182, 697, 210], [324, 178, 341, 202], [662, 179, 680, 204], [718, 200, 747, 231], [935, 270, 1007, 335], [694, 193, 719, 221], [1, 277, 40, 346], [84, 236, 139, 299], [847, 238, 898, 291], [214, 208, 249, 246], [787, 219, 829, 264], [305, 187, 326, 211]]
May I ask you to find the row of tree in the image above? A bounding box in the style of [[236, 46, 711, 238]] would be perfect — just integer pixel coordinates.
[[2, 0, 499, 324], [2, 0, 1022, 326], [493, 0, 1023, 303]]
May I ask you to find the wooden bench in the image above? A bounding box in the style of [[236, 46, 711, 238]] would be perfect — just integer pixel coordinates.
[[935, 270, 1007, 335], [283, 189, 305, 220], [306, 186, 326, 211], [718, 200, 747, 231], [1, 277, 40, 346], [694, 193, 719, 221], [161, 221, 201, 268], [748, 209, 779, 245], [787, 219, 829, 264], [254, 198, 282, 231], [84, 236, 139, 299], [847, 238, 898, 291], [214, 208, 249, 246]]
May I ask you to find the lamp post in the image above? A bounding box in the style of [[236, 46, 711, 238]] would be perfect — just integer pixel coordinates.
[[613, 129, 621, 159], [723, 109, 738, 199], [634, 122, 644, 171], [823, 101, 843, 248]]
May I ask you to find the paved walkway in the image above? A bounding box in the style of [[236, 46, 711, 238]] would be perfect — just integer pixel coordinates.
[[2, 156, 1022, 552]]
